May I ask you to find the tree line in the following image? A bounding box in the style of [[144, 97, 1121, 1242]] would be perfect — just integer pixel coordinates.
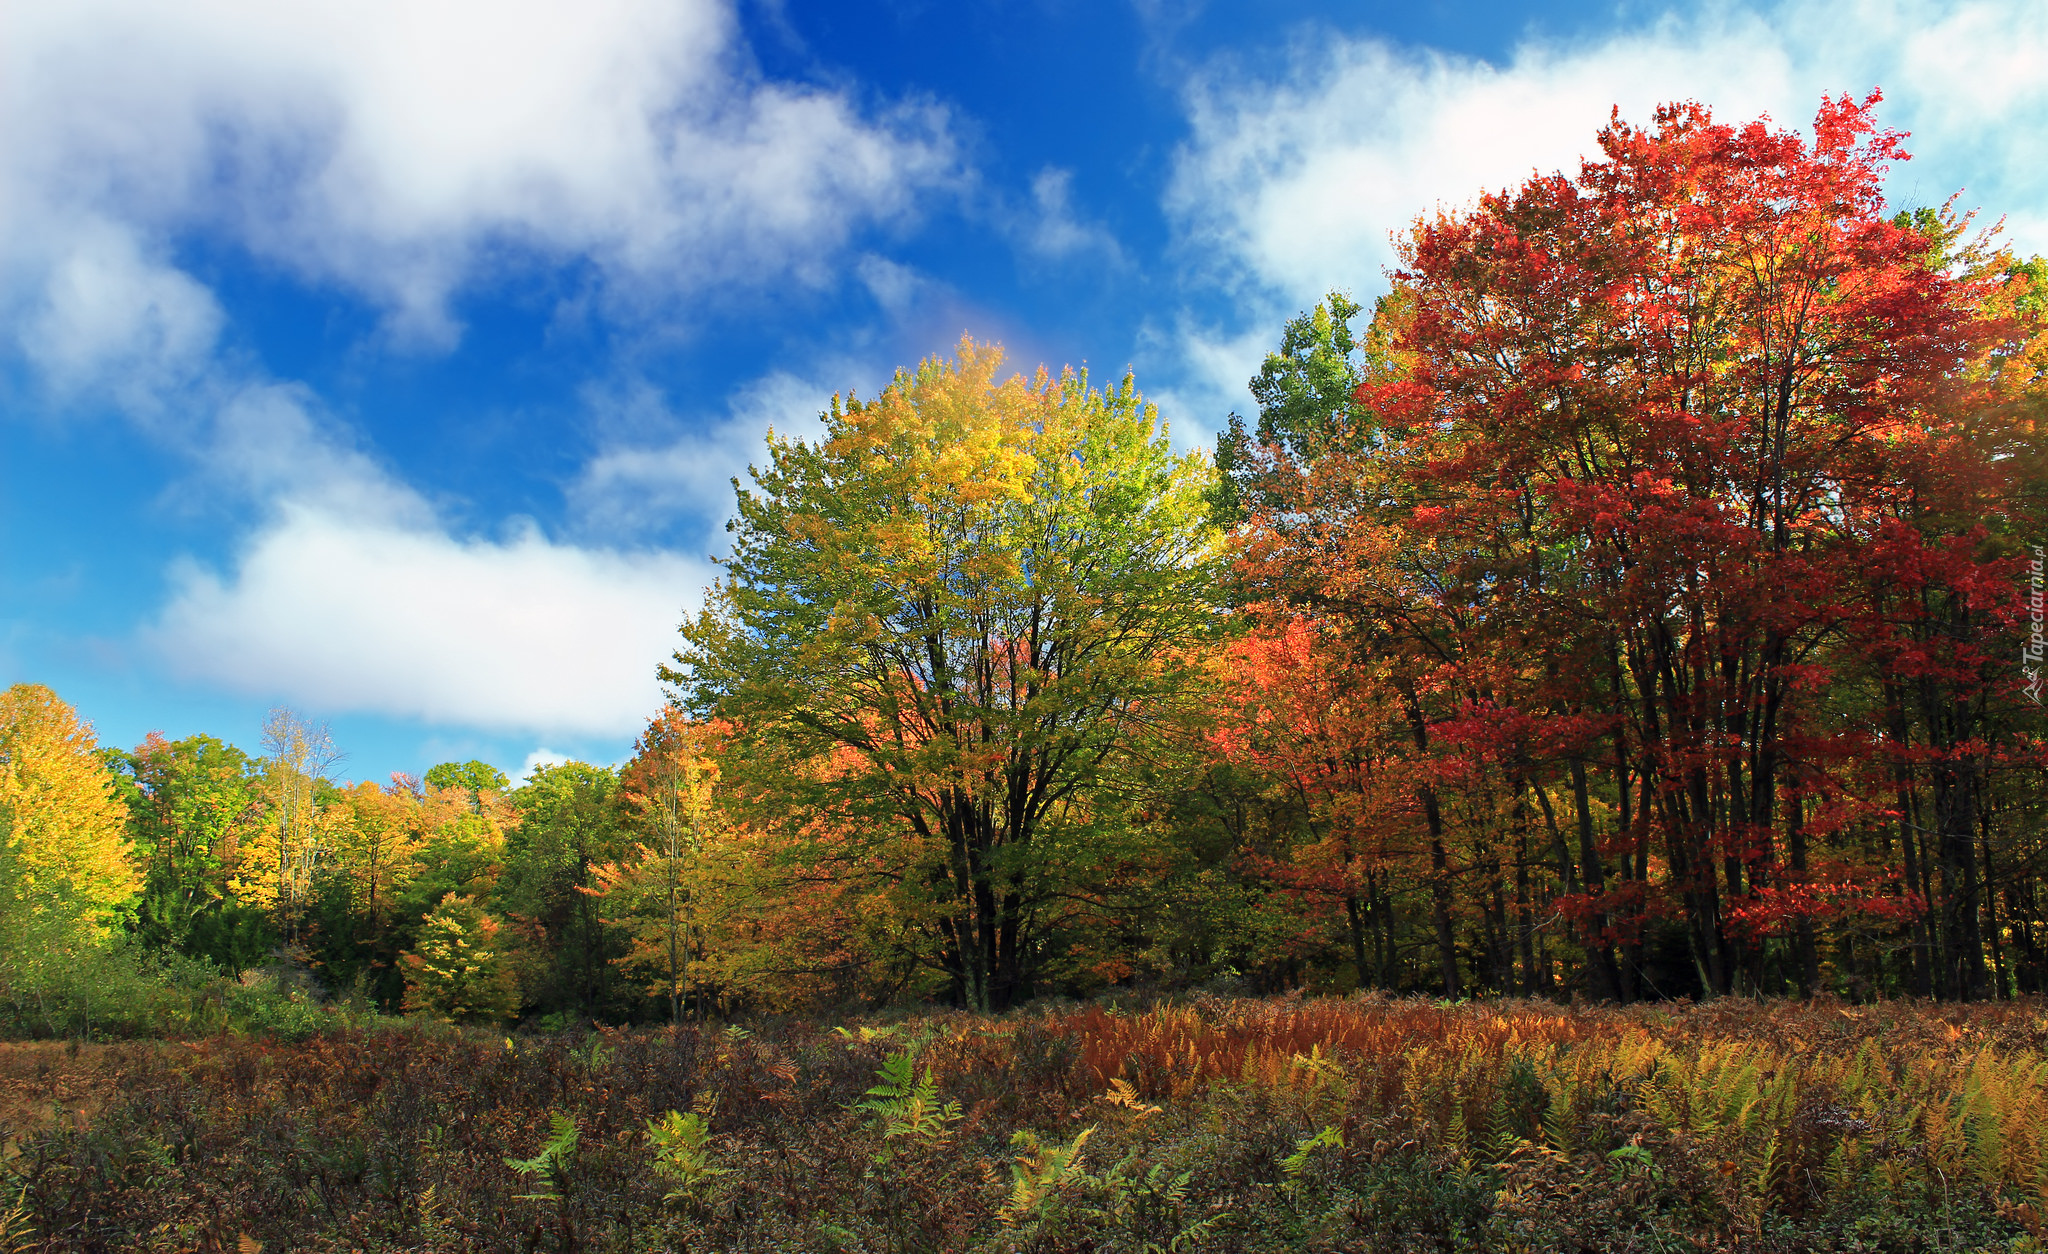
[[5, 95, 2047, 1026]]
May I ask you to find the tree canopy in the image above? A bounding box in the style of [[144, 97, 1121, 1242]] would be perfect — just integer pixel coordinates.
[[667, 337, 1222, 1009]]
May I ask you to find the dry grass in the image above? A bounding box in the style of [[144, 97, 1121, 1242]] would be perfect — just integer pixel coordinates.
[[2, 997, 2046, 1252], [0, 1043, 120, 1142]]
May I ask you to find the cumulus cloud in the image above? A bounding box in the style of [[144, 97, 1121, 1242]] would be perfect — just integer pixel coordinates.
[[1161, 0, 2048, 418], [1, 0, 959, 347], [0, 0, 945, 738], [125, 379, 711, 737], [149, 500, 708, 737], [141, 362, 845, 737]]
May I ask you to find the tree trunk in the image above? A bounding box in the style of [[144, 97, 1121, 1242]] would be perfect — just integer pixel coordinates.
[[1786, 783, 1818, 998], [1569, 757, 1621, 1001]]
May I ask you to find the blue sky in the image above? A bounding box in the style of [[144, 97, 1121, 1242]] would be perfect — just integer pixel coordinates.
[[5, 0, 2045, 786]]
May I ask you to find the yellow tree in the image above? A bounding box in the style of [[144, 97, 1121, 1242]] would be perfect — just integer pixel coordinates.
[[400, 894, 518, 1023], [323, 780, 427, 935], [594, 761, 922, 1013], [236, 707, 341, 936], [0, 685, 140, 986]]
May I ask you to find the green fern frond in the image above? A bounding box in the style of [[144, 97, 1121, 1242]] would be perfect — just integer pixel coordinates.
[[647, 1109, 728, 1204], [854, 1049, 960, 1150], [1281, 1125, 1344, 1178], [505, 1111, 578, 1201], [999, 1126, 1095, 1229]]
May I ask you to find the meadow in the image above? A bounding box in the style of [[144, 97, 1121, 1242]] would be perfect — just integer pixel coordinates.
[[5, 995, 2048, 1253]]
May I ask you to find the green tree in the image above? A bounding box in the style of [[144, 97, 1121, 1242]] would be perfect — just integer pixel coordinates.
[[1210, 292, 1378, 528], [496, 762, 630, 1019], [383, 783, 513, 1008], [667, 338, 1222, 1010], [110, 732, 272, 969], [1246, 291, 1368, 458], [426, 760, 510, 807]]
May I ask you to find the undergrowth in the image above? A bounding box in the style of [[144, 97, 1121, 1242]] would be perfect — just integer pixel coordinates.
[[2, 995, 2046, 1251], [0, 942, 377, 1043]]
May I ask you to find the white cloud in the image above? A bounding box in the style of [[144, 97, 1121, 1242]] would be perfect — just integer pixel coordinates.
[[0, 0, 941, 737], [1015, 168, 1124, 264], [1, 0, 959, 347], [14, 219, 224, 409], [1139, 319, 1274, 449], [149, 502, 708, 736], [135, 362, 845, 738], [855, 254, 926, 315], [570, 370, 834, 540], [129, 380, 711, 737], [1168, 14, 1785, 305], [203, 385, 430, 524], [1162, 0, 2048, 416]]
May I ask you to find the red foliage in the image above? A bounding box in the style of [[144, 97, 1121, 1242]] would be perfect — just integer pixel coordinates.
[[1222, 93, 2048, 999]]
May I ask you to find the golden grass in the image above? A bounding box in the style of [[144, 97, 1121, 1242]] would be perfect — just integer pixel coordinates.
[[918, 994, 2048, 1226]]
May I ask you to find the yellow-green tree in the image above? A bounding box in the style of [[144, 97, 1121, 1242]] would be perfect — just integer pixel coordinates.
[[668, 338, 1222, 1010], [116, 731, 269, 968], [400, 894, 518, 1023], [324, 781, 430, 930], [0, 684, 140, 986], [596, 712, 912, 1014], [611, 712, 718, 1023]]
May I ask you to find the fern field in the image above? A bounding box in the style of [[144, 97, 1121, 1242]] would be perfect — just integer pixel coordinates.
[[4, 997, 2048, 1252]]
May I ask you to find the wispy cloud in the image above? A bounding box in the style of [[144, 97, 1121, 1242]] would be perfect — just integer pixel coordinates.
[[1011, 167, 1124, 266], [569, 371, 836, 543], [12, 218, 224, 415]]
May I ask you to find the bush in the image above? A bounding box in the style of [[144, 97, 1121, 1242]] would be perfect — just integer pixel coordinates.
[[0, 936, 208, 1038], [0, 935, 383, 1042]]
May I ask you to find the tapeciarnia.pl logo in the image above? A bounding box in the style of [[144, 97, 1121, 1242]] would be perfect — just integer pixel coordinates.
[[2026, 545, 2045, 705]]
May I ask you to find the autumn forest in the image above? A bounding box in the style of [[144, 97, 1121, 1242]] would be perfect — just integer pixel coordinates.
[[7, 96, 2048, 1035], [7, 95, 2048, 1251]]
